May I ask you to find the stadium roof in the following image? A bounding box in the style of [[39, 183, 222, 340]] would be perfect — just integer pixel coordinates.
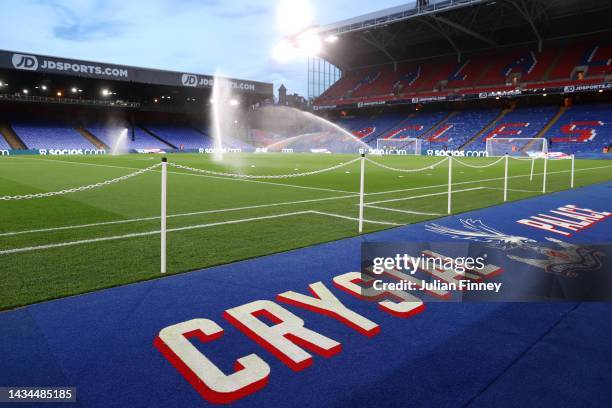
[[312, 0, 612, 70], [0, 49, 273, 96]]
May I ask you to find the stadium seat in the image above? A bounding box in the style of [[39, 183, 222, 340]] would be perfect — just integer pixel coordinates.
[[423, 109, 501, 150], [468, 106, 559, 151], [11, 121, 97, 150], [0, 134, 11, 150], [87, 125, 173, 150], [144, 125, 212, 150], [542, 104, 612, 154]]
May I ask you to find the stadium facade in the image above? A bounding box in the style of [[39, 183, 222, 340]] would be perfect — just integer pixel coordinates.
[[0, 49, 273, 154], [306, 0, 612, 158]]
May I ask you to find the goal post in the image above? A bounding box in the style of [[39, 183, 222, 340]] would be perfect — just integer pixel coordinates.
[[486, 137, 548, 157], [375, 138, 422, 155]]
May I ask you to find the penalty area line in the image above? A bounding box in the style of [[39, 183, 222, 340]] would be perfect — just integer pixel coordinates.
[[0, 210, 395, 255], [366, 186, 485, 205], [363, 205, 442, 216]]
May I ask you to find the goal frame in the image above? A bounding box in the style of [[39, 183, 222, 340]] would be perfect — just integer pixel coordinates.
[[375, 138, 422, 155], [485, 137, 548, 157]]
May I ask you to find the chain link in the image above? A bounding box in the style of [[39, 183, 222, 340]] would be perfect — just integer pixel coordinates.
[[365, 156, 448, 173], [508, 156, 536, 161], [0, 163, 161, 201], [453, 156, 505, 168], [168, 157, 361, 179]]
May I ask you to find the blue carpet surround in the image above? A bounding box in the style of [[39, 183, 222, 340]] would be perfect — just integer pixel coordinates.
[[0, 182, 611, 407]]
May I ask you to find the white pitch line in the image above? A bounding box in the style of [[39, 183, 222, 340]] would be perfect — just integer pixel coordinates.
[[9, 156, 354, 194], [0, 210, 403, 255], [363, 204, 442, 216], [366, 187, 485, 205], [5, 157, 611, 200], [0, 211, 314, 255], [0, 162, 609, 238], [362, 163, 612, 197], [487, 187, 542, 193], [0, 193, 359, 237], [309, 210, 402, 226]]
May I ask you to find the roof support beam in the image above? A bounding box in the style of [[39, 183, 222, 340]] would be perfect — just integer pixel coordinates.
[[509, 0, 542, 52], [359, 31, 398, 71], [421, 18, 462, 62], [430, 15, 497, 46]]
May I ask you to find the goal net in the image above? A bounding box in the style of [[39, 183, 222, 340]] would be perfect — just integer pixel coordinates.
[[375, 138, 422, 155], [486, 137, 548, 157]]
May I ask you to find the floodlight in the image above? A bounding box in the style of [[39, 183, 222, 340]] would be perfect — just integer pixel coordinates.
[[324, 34, 338, 43], [229, 99, 239, 106], [272, 40, 296, 63], [297, 30, 322, 56]]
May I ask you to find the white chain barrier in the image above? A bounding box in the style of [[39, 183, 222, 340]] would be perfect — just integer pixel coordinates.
[[453, 156, 505, 168], [168, 157, 361, 179], [0, 163, 161, 201], [365, 156, 449, 173], [509, 156, 537, 161]]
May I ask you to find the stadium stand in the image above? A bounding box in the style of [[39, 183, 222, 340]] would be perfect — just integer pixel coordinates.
[[381, 111, 450, 140], [144, 125, 212, 149], [422, 109, 502, 150], [467, 106, 560, 150], [87, 125, 173, 150], [543, 103, 612, 154], [10, 121, 96, 150], [316, 38, 612, 104], [328, 103, 612, 156], [0, 134, 10, 150], [581, 42, 612, 77], [338, 114, 406, 144]]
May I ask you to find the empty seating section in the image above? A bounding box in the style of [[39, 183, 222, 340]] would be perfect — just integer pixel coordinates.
[[11, 121, 95, 149], [469, 106, 559, 151], [478, 49, 528, 85], [316, 39, 612, 104], [413, 57, 456, 92], [423, 109, 501, 150], [521, 49, 557, 82], [583, 44, 612, 76], [382, 111, 449, 140], [446, 55, 492, 89], [549, 42, 587, 79], [146, 125, 211, 149], [320, 69, 372, 99], [0, 135, 10, 150], [543, 104, 612, 154], [331, 105, 611, 155], [336, 114, 406, 145], [87, 125, 171, 150]]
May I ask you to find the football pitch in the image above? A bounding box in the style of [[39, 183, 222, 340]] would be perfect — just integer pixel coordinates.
[[0, 153, 610, 311]]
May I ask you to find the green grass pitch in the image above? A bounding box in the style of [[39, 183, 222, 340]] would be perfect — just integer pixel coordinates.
[[0, 153, 610, 310]]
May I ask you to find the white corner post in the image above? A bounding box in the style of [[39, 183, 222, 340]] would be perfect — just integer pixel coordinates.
[[358, 153, 365, 234], [529, 157, 535, 182], [447, 156, 452, 214], [570, 154, 575, 188], [542, 154, 548, 193], [161, 157, 167, 273], [503, 154, 509, 202]]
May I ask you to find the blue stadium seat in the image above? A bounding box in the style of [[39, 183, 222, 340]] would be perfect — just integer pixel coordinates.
[[145, 125, 212, 150], [11, 121, 96, 150]]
